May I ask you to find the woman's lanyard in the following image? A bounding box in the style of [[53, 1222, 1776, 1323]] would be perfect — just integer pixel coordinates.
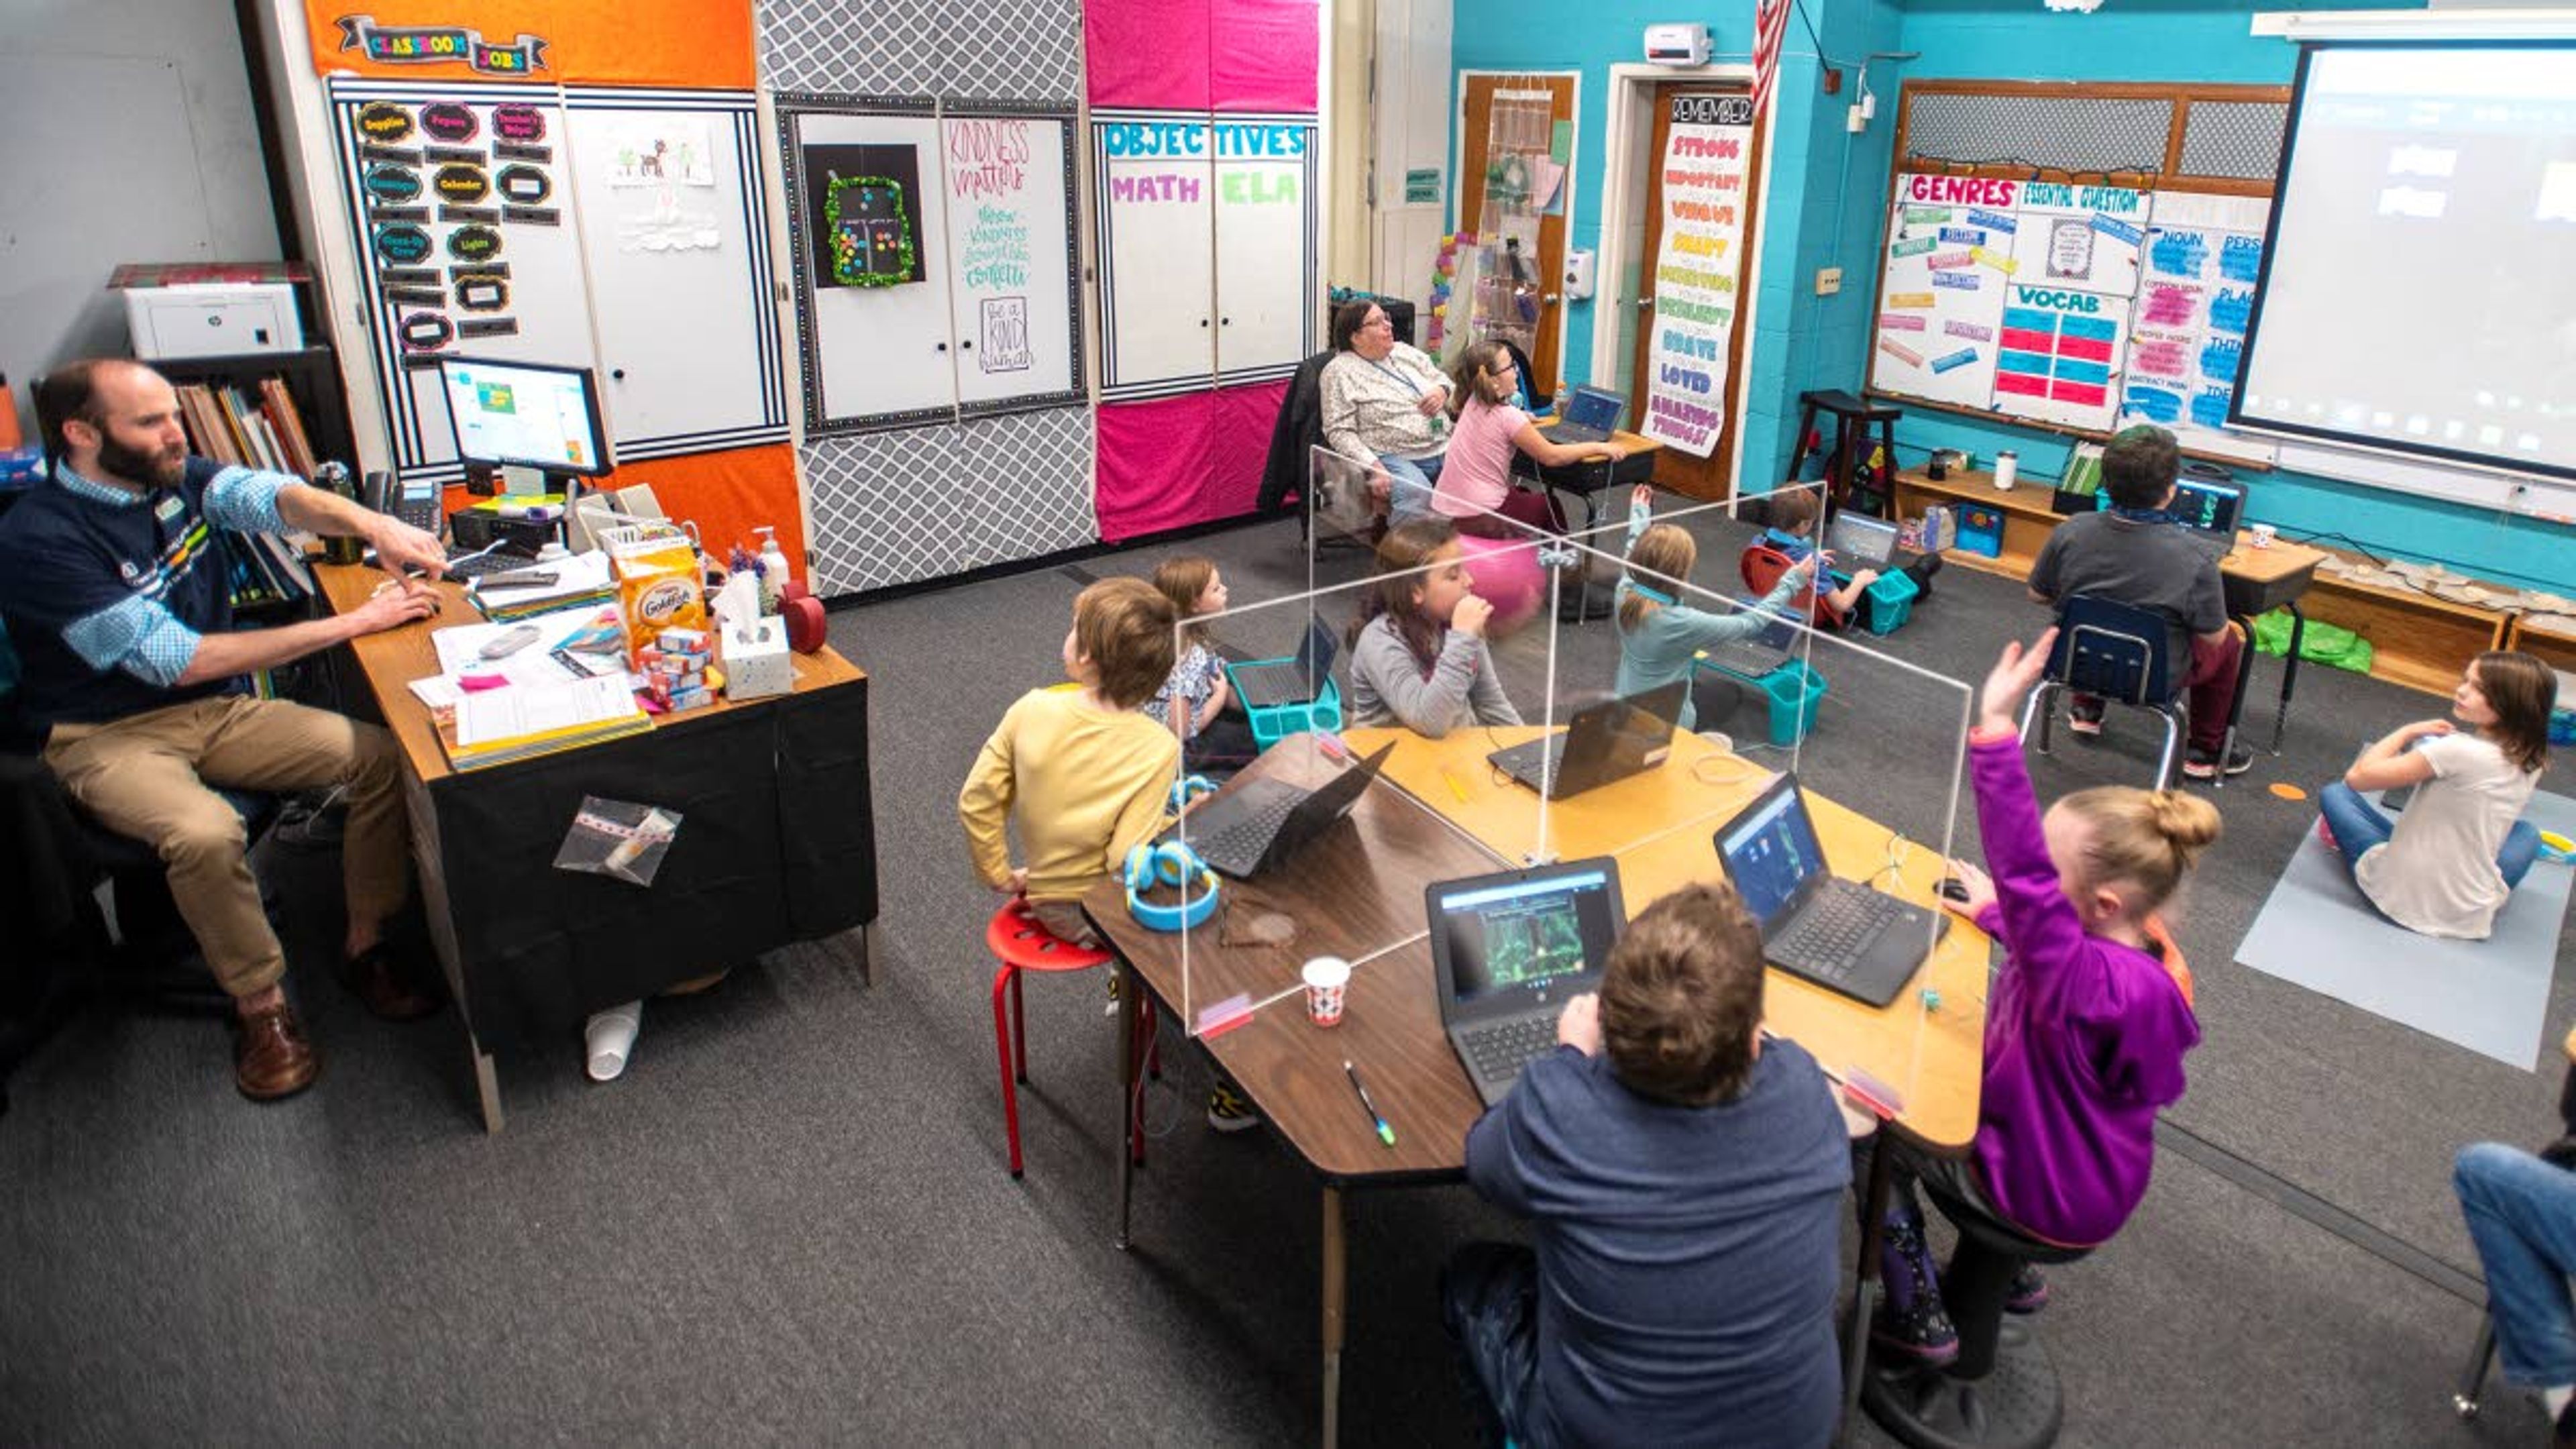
[[1367, 358, 1419, 393]]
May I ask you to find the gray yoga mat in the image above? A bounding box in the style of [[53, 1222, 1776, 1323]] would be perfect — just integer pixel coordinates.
[[2235, 791, 2576, 1070]]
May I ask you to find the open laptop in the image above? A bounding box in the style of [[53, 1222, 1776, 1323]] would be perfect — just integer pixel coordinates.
[[1429, 858, 1626, 1104], [2161, 477, 2245, 560], [1825, 511, 1902, 570], [1550, 385, 1627, 444], [1699, 598, 1801, 680], [1228, 616, 1340, 711], [1173, 740, 1395, 879], [1712, 771, 1945, 1008], [1485, 680, 1688, 800]]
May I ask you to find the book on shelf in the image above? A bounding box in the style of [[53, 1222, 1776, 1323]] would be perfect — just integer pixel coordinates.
[[172, 379, 319, 480]]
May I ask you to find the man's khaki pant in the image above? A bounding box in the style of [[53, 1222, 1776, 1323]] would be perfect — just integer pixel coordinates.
[[44, 695, 411, 998]]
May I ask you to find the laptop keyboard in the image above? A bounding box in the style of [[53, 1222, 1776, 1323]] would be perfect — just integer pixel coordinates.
[[1458, 1016, 1560, 1081], [1195, 790, 1302, 870], [1234, 660, 1315, 709], [1774, 885, 1911, 981]]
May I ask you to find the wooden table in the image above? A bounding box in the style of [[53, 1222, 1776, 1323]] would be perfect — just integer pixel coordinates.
[[1892, 467, 2328, 749], [1089, 729, 1990, 1444], [2508, 610, 2576, 674], [317, 564, 879, 1131]]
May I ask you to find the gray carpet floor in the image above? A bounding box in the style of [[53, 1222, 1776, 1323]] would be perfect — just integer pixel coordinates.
[[5, 502, 2572, 1447]]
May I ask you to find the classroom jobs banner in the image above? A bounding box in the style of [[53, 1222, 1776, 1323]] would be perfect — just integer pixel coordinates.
[[1641, 95, 1754, 458]]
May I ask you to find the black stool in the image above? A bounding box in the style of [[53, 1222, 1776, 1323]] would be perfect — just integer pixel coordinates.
[[1862, 1187, 2093, 1449], [1786, 389, 1902, 518]]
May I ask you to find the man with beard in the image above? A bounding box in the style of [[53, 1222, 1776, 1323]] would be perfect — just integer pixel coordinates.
[[0, 359, 451, 1100]]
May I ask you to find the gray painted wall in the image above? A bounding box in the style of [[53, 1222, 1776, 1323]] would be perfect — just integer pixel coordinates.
[[0, 0, 282, 443]]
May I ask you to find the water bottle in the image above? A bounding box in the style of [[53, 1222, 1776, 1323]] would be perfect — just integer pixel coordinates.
[[315, 462, 364, 564], [1552, 382, 1570, 419]]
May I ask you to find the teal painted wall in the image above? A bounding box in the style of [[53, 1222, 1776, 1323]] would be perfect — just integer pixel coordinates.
[[1447, 0, 2573, 592]]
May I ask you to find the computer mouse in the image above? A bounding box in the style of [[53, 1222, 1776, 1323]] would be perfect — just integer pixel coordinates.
[[1938, 875, 1974, 904]]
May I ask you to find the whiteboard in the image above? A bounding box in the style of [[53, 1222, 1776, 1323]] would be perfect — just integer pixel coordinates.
[[1873, 174, 2012, 409], [1212, 115, 1317, 382], [563, 89, 787, 460], [328, 79, 600, 480], [1095, 109, 1217, 400], [792, 107, 957, 431], [2119, 191, 2275, 466], [941, 111, 1082, 414]]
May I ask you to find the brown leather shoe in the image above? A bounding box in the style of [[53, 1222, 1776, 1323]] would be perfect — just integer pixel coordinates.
[[235, 1002, 319, 1101], [345, 945, 440, 1022]]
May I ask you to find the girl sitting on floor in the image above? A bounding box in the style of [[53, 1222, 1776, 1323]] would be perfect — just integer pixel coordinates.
[[2316, 650, 2556, 940], [1346, 517, 1521, 738], [1430, 340, 1625, 539], [1614, 484, 1815, 735], [1144, 557, 1258, 768], [1875, 628, 2210, 1365]]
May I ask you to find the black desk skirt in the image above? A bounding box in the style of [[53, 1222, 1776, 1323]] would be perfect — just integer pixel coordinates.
[[1512, 447, 1658, 514], [423, 677, 877, 1048]]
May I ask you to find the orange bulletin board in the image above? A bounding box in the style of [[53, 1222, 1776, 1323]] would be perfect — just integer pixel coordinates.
[[305, 2, 754, 89], [441, 442, 807, 587]]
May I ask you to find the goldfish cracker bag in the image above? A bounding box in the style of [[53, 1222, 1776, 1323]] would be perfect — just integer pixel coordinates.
[[603, 521, 708, 665]]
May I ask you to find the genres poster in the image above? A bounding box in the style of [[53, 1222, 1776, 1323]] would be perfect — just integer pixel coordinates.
[[1640, 93, 1755, 458], [1869, 172, 2018, 411], [2118, 191, 2277, 464]]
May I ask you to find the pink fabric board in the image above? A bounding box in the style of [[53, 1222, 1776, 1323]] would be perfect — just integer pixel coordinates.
[[1095, 393, 1214, 541], [1083, 0, 1211, 109], [1209, 0, 1318, 112]]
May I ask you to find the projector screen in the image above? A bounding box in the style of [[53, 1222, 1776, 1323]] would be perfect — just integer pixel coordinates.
[[2233, 42, 2576, 483]]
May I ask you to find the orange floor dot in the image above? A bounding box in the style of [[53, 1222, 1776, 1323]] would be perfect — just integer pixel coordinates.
[[2268, 782, 2308, 802]]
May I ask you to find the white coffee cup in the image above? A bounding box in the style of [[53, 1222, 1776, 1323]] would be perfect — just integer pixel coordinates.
[[1303, 957, 1352, 1027], [1992, 450, 2019, 490], [2249, 523, 2276, 550]]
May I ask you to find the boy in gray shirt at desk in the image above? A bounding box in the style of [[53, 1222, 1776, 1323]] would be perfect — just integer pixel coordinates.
[[1444, 882, 1849, 1448], [2027, 424, 2250, 780]]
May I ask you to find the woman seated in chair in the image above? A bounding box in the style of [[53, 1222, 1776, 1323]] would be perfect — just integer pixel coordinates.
[[2315, 651, 2555, 941], [1319, 300, 1452, 524]]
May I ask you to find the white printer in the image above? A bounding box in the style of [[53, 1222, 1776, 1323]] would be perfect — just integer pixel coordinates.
[[123, 283, 304, 361]]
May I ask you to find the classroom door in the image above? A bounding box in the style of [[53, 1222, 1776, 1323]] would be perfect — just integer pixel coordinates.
[[1629, 83, 1767, 503], [1458, 73, 1572, 390]]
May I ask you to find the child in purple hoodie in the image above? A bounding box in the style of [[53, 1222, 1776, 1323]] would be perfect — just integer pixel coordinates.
[[1874, 628, 2212, 1364]]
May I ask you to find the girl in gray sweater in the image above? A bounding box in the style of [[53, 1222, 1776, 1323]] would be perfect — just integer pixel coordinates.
[[1346, 518, 1522, 737]]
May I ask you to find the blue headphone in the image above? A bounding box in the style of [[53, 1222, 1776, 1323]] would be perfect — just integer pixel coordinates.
[[1169, 774, 1218, 813], [1124, 840, 1220, 932], [1628, 580, 1677, 606]]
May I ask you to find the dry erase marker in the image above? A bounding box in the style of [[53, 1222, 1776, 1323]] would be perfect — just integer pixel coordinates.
[[1441, 769, 1471, 804], [1344, 1061, 1395, 1148]]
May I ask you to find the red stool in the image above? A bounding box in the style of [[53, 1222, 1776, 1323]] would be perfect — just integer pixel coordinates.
[[988, 900, 1157, 1179]]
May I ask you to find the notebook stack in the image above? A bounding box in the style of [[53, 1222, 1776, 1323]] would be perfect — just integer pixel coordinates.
[[442, 674, 652, 772]]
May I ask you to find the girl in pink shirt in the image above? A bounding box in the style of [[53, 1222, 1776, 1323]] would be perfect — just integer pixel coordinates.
[[1432, 341, 1626, 538]]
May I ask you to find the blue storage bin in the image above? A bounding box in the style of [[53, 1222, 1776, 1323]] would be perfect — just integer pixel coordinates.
[[1860, 570, 1919, 635], [1240, 676, 1343, 752], [1755, 658, 1829, 746], [1953, 503, 2004, 559]]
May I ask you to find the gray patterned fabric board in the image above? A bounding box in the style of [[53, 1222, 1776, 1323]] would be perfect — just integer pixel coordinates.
[[802, 406, 1098, 596], [754, 0, 1080, 105]]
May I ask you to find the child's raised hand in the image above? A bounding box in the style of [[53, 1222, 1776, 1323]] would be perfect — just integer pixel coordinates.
[[1452, 592, 1497, 639], [1629, 483, 1654, 517], [1979, 627, 2059, 731]]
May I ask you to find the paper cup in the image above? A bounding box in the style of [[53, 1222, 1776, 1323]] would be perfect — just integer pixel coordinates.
[[1302, 957, 1352, 1027], [2249, 523, 2276, 550]]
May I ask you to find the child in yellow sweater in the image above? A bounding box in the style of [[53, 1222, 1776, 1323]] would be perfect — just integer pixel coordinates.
[[959, 578, 1183, 947]]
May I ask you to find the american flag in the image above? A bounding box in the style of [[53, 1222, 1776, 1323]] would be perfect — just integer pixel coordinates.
[[1752, 0, 1793, 116]]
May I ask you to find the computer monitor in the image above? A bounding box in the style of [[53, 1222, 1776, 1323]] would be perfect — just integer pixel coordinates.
[[437, 357, 614, 486]]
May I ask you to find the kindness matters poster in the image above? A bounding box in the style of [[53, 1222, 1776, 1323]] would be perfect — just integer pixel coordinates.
[[1641, 94, 1754, 458]]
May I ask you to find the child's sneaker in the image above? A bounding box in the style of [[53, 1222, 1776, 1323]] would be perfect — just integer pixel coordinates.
[[2314, 814, 2339, 853], [1206, 1079, 1263, 1133], [1872, 1207, 1961, 1366], [2004, 1263, 2050, 1315], [2067, 698, 2105, 738], [2183, 743, 2255, 780]]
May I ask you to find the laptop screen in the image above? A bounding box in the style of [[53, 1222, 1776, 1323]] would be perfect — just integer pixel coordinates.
[[1432, 864, 1623, 1010], [1715, 781, 1827, 931], [1826, 512, 1900, 562], [2165, 479, 2243, 537], [1564, 386, 1625, 433]]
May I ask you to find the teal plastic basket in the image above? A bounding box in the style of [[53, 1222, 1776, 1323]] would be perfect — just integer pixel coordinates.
[[1861, 570, 1919, 635]]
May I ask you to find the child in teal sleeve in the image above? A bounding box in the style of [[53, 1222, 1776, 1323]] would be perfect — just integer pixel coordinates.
[[1615, 486, 1815, 734]]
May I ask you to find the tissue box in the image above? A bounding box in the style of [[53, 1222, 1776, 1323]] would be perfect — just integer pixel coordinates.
[[722, 617, 794, 701]]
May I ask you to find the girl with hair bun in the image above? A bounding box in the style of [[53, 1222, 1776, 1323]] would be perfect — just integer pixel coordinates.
[[1870, 628, 2209, 1366]]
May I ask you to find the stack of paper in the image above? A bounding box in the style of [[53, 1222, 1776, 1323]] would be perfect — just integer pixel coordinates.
[[446, 673, 652, 771], [467, 549, 615, 622]]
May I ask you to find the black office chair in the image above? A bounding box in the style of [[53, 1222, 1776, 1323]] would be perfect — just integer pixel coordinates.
[[2019, 595, 2189, 792], [1862, 1186, 2095, 1449]]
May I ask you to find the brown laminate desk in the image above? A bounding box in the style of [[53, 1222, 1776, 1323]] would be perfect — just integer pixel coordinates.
[[317, 564, 879, 1132], [1891, 467, 2326, 749], [1087, 729, 1988, 1444]]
